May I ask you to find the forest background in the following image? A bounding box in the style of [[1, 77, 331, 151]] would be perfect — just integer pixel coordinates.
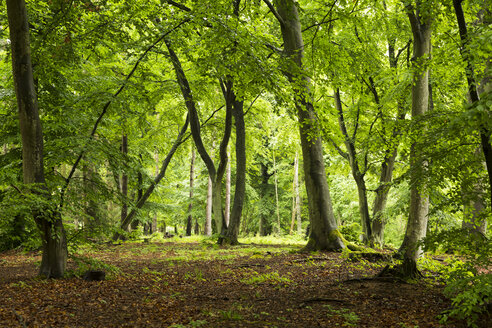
[[0, 0, 491, 326]]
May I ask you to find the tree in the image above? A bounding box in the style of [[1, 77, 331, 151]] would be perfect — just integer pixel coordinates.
[[165, 39, 232, 236], [265, 0, 344, 250], [398, 0, 433, 277], [7, 0, 67, 278]]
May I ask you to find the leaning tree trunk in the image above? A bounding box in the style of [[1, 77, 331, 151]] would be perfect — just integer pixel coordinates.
[[453, 0, 492, 215], [7, 0, 67, 278], [165, 40, 231, 236], [270, 0, 344, 250], [398, 2, 432, 278], [115, 116, 189, 239]]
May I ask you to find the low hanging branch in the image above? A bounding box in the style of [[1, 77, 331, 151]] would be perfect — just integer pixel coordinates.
[[115, 114, 190, 239], [59, 18, 191, 210]]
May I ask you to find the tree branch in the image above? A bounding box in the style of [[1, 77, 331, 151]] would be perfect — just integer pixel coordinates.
[[59, 18, 191, 211], [262, 0, 285, 27]]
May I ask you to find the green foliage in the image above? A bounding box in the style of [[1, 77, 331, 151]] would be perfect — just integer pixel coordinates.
[[424, 228, 491, 326], [339, 222, 362, 244], [68, 253, 120, 279]]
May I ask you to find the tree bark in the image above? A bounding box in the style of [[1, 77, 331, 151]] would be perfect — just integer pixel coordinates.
[[453, 0, 492, 214], [269, 0, 344, 250], [205, 175, 213, 236], [186, 146, 195, 236], [225, 151, 231, 227], [7, 0, 67, 278], [290, 153, 299, 234], [121, 134, 129, 231], [370, 35, 408, 247], [165, 40, 232, 236], [334, 88, 372, 243], [399, 2, 432, 277], [223, 87, 246, 245]]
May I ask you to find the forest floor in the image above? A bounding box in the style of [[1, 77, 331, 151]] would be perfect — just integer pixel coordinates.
[[0, 238, 489, 328]]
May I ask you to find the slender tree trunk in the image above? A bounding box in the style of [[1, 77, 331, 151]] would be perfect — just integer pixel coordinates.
[[186, 146, 195, 236], [225, 151, 231, 227], [290, 153, 298, 234], [120, 134, 129, 231], [273, 151, 282, 234], [114, 117, 189, 239], [259, 160, 271, 236], [205, 175, 213, 236], [290, 153, 302, 234], [334, 88, 372, 243], [399, 2, 432, 277], [453, 0, 492, 214], [83, 164, 99, 229], [370, 35, 408, 247], [269, 0, 344, 250], [7, 0, 67, 278], [165, 41, 231, 236]]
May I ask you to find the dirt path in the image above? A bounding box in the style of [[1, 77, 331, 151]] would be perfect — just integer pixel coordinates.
[[0, 242, 486, 327]]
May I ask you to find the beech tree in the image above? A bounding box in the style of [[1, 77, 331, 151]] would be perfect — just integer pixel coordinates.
[[7, 0, 67, 278], [265, 0, 344, 250], [398, 0, 433, 277]]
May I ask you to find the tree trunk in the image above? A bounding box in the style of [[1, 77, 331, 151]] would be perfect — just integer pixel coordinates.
[[453, 0, 492, 214], [273, 151, 281, 235], [120, 134, 129, 231], [7, 0, 67, 278], [223, 90, 246, 245], [114, 116, 189, 238], [371, 146, 398, 246], [186, 146, 195, 236], [225, 151, 231, 227], [399, 2, 432, 277], [205, 175, 213, 236], [370, 34, 407, 247], [259, 160, 271, 236], [334, 88, 372, 243], [271, 0, 344, 251], [165, 40, 231, 236], [83, 164, 100, 229], [290, 153, 299, 234]]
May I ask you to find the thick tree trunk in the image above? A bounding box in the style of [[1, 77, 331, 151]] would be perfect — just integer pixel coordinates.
[[334, 88, 372, 243], [223, 94, 246, 245], [7, 0, 67, 278], [186, 146, 195, 236], [205, 176, 213, 236], [271, 0, 344, 251], [399, 3, 432, 277]]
